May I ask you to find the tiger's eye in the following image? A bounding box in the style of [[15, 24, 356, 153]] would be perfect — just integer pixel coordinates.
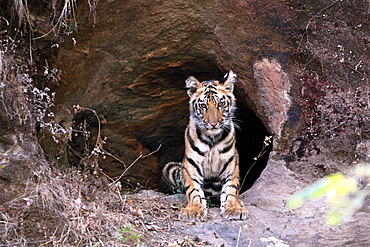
[[218, 102, 224, 107], [199, 103, 207, 109]]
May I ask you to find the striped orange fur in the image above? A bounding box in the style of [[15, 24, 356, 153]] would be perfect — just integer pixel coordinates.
[[163, 70, 248, 220]]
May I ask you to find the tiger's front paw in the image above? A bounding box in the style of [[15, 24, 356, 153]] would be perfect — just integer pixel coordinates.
[[221, 199, 248, 220], [181, 203, 207, 221]]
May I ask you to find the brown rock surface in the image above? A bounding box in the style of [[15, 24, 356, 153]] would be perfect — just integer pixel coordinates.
[[51, 0, 292, 190], [43, 0, 369, 193]]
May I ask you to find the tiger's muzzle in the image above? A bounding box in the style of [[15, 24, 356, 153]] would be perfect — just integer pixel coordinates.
[[203, 103, 223, 129]]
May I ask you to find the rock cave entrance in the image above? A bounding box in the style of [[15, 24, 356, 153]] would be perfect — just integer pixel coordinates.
[[135, 60, 272, 193]]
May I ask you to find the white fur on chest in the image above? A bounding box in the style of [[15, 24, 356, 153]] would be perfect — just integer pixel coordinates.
[[185, 120, 236, 179], [202, 147, 233, 178]]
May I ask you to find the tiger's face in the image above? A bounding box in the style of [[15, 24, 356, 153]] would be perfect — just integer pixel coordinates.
[[186, 71, 237, 131]]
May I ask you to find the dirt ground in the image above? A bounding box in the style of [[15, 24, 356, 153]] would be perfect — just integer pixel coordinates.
[[115, 159, 370, 247], [2, 152, 370, 246], [138, 158, 370, 247]]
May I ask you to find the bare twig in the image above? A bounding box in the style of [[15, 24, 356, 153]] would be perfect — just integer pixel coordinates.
[[34, 0, 78, 39], [72, 105, 162, 193], [236, 226, 242, 247], [241, 136, 272, 189], [109, 144, 162, 183], [297, 0, 341, 52]]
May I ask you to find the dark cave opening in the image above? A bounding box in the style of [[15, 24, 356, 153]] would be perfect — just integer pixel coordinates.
[[234, 93, 273, 192], [67, 59, 272, 194], [136, 60, 272, 194]]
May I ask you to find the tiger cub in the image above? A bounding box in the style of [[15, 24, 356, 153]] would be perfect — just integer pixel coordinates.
[[163, 70, 248, 220]]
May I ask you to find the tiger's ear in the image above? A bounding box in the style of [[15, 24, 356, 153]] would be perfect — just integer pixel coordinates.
[[223, 70, 237, 92], [185, 76, 202, 97]]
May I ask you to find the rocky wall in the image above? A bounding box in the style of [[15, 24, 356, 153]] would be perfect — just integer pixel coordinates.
[[38, 0, 370, 193], [45, 0, 296, 191]]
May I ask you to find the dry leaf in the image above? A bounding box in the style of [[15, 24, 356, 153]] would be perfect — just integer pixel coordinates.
[[129, 206, 144, 218], [167, 242, 180, 247]]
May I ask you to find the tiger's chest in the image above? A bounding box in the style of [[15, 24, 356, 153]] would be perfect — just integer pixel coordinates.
[[185, 122, 237, 178], [202, 148, 234, 177]]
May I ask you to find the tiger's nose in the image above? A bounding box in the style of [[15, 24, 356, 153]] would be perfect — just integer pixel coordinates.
[[209, 122, 218, 127]]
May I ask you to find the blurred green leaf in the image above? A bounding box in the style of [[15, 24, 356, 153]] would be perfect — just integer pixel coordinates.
[[327, 189, 368, 226], [289, 173, 358, 210], [288, 168, 370, 226], [325, 173, 357, 204]]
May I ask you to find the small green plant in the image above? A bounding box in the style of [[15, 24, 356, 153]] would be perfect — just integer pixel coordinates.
[[288, 164, 370, 226], [182, 235, 196, 246], [116, 225, 141, 246], [175, 178, 183, 194], [62, 18, 78, 35]]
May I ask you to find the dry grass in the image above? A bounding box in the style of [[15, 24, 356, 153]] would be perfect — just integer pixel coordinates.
[[0, 153, 189, 246], [7, 0, 80, 39], [12, 0, 31, 27], [0, 29, 162, 246], [0, 33, 191, 246], [0, 43, 183, 246]]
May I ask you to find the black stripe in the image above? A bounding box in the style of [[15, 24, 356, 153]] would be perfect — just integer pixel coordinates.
[[163, 163, 182, 186], [212, 128, 231, 146], [192, 100, 198, 114], [196, 127, 231, 147], [186, 156, 204, 177], [196, 127, 213, 146], [204, 177, 220, 183], [219, 155, 235, 176], [224, 184, 240, 190], [173, 168, 183, 187], [222, 178, 232, 184], [204, 179, 223, 191], [221, 193, 238, 203], [219, 128, 231, 142], [212, 183, 222, 192], [219, 140, 234, 153], [183, 167, 203, 187], [187, 128, 206, 156], [204, 89, 217, 97], [165, 162, 182, 170], [221, 174, 239, 185], [203, 183, 211, 189], [188, 188, 199, 197], [191, 195, 206, 204]]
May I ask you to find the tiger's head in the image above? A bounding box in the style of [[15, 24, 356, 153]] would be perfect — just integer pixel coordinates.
[[186, 70, 237, 131]]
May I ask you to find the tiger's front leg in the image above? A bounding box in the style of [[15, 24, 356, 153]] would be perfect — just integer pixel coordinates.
[[220, 162, 248, 220], [181, 163, 207, 220]]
